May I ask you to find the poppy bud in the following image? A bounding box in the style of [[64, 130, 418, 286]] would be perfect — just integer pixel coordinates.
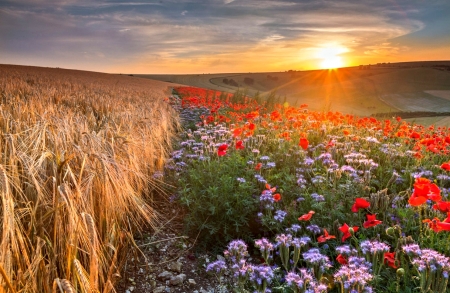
[[348, 227, 354, 236], [396, 268, 405, 278], [386, 227, 395, 237]]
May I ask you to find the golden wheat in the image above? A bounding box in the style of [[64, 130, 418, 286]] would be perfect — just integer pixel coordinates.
[[0, 65, 181, 292]]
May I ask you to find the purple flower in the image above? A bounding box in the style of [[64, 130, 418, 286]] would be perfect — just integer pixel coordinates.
[[336, 245, 357, 256], [285, 269, 314, 290], [303, 248, 332, 279], [224, 239, 248, 264], [249, 265, 274, 286], [334, 256, 373, 291], [206, 260, 227, 274], [311, 193, 325, 202], [306, 224, 322, 235], [287, 224, 302, 233], [275, 234, 293, 247], [360, 240, 390, 255], [274, 210, 287, 222], [292, 236, 311, 248], [402, 244, 422, 256]]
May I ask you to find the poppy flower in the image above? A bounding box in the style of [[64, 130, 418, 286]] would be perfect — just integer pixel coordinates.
[[233, 128, 243, 137], [338, 223, 359, 242], [441, 162, 450, 171], [351, 198, 370, 212], [317, 229, 336, 243], [217, 144, 228, 156], [255, 163, 262, 171], [298, 210, 315, 221], [408, 177, 441, 206], [433, 201, 450, 213], [235, 140, 245, 150], [384, 252, 398, 269], [299, 138, 309, 150], [363, 214, 382, 228], [336, 254, 348, 265], [265, 184, 277, 193], [423, 218, 442, 233], [436, 221, 450, 231], [273, 193, 281, 202]]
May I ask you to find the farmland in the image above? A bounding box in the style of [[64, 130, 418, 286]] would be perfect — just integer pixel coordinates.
[[0, 65, 180, 293], [2, 63, 450, 293], [142, 61, 450, 120]]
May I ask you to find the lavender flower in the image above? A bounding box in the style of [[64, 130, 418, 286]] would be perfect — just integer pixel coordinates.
[[360, 240, 390, 255], [275, 234, 292, 270], [410, 248, 450, 293], [274, 210, 287, 222], [336, 245, 357, 257], [260, 189, 274, 209], [303, 248, 332, 279], [334, 256, 373, 293], [206, 260, 227, 275], [287, 224, 302, 234], [249, 265, 274, 292], [236, 177, 246, 183], [402, 243, 422, 257], [285, 269, 314, 292], [254, 238, 274, 264], [360, 240, 390, 276], [311, 193, 325, 202], [306, 224, 322, 235], [224, 239, 248, 264]]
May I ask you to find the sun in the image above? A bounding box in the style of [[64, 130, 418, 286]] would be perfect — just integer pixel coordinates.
[[321, 55, 343, 69], [316, 45, 347, 69]]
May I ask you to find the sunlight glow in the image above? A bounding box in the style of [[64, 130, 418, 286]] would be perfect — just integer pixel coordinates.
[[316, 45, 348, 69]]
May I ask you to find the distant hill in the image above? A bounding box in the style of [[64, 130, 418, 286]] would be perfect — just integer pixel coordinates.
[[138, 61, 450, 122]]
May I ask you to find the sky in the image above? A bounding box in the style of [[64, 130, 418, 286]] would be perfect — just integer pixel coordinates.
[[1, 0, 449, 74]]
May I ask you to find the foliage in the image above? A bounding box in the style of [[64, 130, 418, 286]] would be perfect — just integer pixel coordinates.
[[167, 85, 450, 293]]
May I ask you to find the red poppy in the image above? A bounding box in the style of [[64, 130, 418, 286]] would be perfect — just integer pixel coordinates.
[[351, 198, 370, 212], [273, 193, 281, 202], [217, 144, 228, 156], [437, 221, 450, 231], [336, 254, 348, 265], [363, 214, 382, 228], [255, 163, 262, 171], [235, 140, 245, 150], [233, 128, 243, 137], [384, 252, 398, 269], [441, 162, 450, 171], [265, 184, 277, 193], [326, 139, 335, 148], [433, 201, 450, 213], [317, 229, 336, 243], [338, 223, 359, 242], [408, 177, 441, 206], [298, 210, 315, 221], [423, 218, 442, 232], [299, 138, 309, 150], [247, 123, 256, 131]]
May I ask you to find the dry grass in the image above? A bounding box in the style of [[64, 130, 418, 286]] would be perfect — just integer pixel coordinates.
[[0, 65, 181, 292]]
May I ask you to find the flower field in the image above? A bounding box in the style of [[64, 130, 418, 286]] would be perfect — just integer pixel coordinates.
[[166, 86, 450, 292]]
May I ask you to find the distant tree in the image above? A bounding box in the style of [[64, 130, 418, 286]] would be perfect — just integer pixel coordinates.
[[223, 78, 229, 84], [228, 79, 239, 87], [244, 77, 254, 85]]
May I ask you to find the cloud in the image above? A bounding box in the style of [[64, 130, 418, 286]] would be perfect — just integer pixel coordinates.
[[0, 0, 449, 73]]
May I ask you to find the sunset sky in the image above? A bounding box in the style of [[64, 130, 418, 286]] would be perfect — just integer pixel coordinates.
[[1, 0, 449, 74]]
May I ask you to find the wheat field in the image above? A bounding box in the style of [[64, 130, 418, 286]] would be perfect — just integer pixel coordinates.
[[0, 65, 180, 292]]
